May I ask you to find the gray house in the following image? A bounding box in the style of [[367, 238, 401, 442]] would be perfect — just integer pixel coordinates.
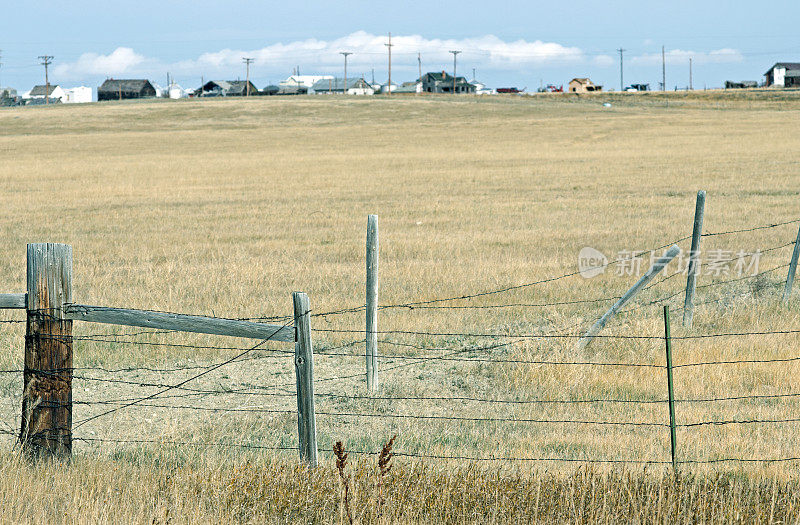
[[98, 79, 157, 101], [197, 80, 259, 97], [309, 77, 374, 95], [420, 71, 476, 94]]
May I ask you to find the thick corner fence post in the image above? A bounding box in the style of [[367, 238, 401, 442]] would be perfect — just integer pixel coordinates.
[[578, 244, 681, 349], [663, 305, 678, 472], [366, 214, 379, 392], [783, 223, 800, 303], [293, 291, 318, 467], [683, 190, 705, 327], [21, 243, 73, 458]]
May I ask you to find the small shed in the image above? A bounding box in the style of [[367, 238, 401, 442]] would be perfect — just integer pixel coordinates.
[[98, 79, 157, 101], [568, 78, 602, 93], [63, 86, 93, 103]]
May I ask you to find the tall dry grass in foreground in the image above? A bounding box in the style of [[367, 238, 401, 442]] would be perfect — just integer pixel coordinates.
[[1, 451, 799, 524], [4, 92, 800, 521]]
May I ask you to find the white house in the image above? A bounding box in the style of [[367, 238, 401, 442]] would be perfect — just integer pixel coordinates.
[[470, 79, 495, 95], [765, 63, 800, 88], [280, 75, 333, 89], [24, 84, 66, 101], [63, 86, 93, 103]]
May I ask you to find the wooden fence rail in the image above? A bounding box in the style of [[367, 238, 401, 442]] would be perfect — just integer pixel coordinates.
[[0, 243, 317, 464]]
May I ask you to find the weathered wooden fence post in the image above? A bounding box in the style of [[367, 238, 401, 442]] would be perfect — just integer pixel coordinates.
[[21, 243, 73, 458], [577, 244, 681, 349], [366, 214, 379, 392], [293, 291, 318, 467], [664, 305, 678, 472], [683, 190, 705, 327], [782, 223, 800, 303]]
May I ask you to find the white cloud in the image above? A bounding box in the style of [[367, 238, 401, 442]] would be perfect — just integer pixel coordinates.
[[176, 32, 585, 72], [632, 48, 743, 66], [50, 32, 590, 82], [54, 47, 148, 78]]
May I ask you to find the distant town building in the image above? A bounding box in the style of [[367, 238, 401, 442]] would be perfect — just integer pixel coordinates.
[[725, 80, 759, 89], [568, 78, 602, 93], [279, 75, 333, 89], [380, 81, 398, 94], [98, 79, 157, 101], [276, 85, 308, 95], [25, 84, 66, 101], [626, 83, 650, 92], [262, 85, 280, 96], [63, 86, 93, 103], [309, 77, 374, 95], [470, 79, 494, 95], [420, 72, 476, 94], [196, 80, 258, 97], [764, 63, 800, 88], [393, 81, 422, 94], [0, 87, 18, 99]]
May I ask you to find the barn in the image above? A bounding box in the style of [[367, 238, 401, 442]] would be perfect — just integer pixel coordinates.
[[98, 79, 157, 101], [764, 63, 800, 88]]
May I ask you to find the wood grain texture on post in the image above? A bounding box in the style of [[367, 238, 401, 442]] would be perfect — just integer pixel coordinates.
[[293, 291, 318, 467], [683, 190, 705, 327], [21, 243, 73, 458], [366, 214, 379, 391]]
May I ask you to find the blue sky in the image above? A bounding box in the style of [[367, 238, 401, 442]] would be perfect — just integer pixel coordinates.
[[2, 0, 799, 91]]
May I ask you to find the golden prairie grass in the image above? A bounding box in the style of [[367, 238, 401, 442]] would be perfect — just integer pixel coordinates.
[[2, 92, 800, 520], [1, 450, 800, 524]]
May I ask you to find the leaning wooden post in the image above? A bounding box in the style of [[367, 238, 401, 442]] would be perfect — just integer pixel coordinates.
[[782, 223, 800, 303], [366, 215, 379, 392], [577, 245, 681, 349], [20, 243, 73, 458], [683, 190, 705, 327], [293, 291, 318, 467], [664, 305, 678, 472]]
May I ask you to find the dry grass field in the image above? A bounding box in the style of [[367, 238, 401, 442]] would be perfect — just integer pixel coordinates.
[[2, 90, 800, 522]]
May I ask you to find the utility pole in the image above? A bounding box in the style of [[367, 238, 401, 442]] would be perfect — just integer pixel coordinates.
[[449, 50, 461, 93], [417, 52, 422, 82], [243, 57, 254, 96], [38, 55, 53, 104], [689, 58, 693, 90], [617, 48, 625, 91], [0, 50, 3, 91], [340, 52, 352, 95], [662, 46, 666, 91], [385, 33, 393, 95]]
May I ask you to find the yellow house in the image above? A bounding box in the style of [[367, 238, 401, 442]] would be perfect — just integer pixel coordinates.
[[568, 78, 602, 93]]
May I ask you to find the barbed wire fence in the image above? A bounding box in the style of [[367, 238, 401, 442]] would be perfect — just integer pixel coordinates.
[[1, 210, 800, 468]]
